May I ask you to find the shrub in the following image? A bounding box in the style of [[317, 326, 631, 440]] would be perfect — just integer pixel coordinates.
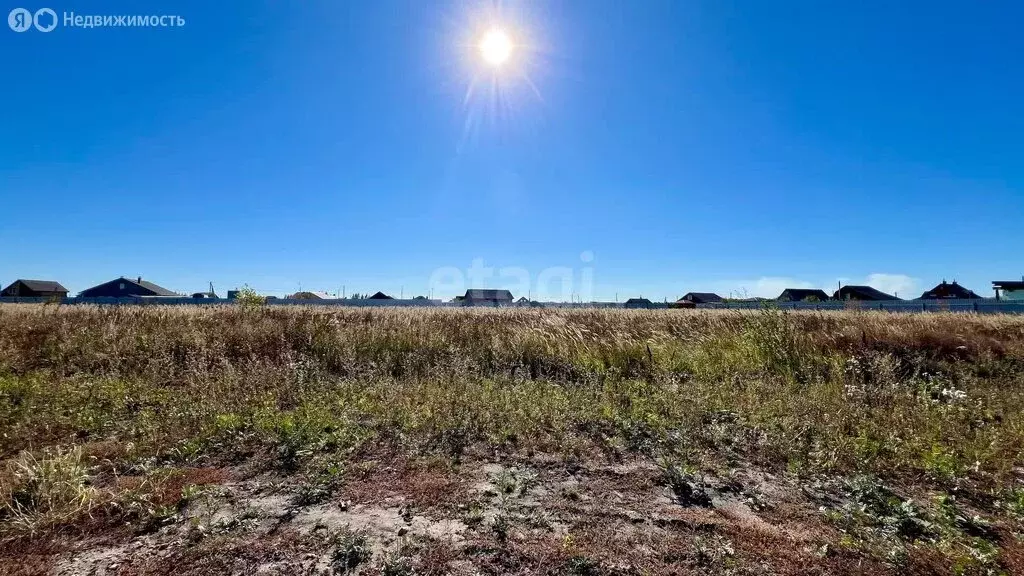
[[234, 285, 265, 309], [2, 447, 97, 534]]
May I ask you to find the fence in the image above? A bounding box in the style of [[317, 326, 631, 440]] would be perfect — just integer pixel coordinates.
[[0, 296, 455, 307], [1, 296, 1023, 314], [695, 299, 1024, 314]]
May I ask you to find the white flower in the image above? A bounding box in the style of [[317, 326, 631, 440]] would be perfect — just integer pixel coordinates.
[[940, 388, 967, 402]]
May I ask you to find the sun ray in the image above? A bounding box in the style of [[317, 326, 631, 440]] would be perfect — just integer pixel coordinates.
[[462, 75, 479, 108], [520, 71, 544, 104]]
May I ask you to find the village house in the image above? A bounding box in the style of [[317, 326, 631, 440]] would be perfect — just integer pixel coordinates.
[[678, 292, 723, 305], [462, 289, 514, 306], [287, 291, 333, 300], [833, 285, 899, 301], [777, 288, 830, 302], [918, 280, 981, 300], [624, 297, 653, 309], [78, 277, 177, 298], [1, 279, 69, 299]]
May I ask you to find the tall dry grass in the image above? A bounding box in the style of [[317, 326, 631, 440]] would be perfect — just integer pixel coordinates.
[[1, 304, 1023, 537]]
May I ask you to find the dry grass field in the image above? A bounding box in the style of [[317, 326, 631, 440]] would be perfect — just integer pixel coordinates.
[[1, 304, 1023, 575]]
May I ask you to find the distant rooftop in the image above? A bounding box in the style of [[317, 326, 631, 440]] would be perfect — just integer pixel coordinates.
[[9, 279, 68, 293], [464, 289, 513, 301]]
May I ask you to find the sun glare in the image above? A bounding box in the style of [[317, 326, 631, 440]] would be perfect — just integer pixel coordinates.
[[480, 28, 512, 67], [450, 7, 546, 150]]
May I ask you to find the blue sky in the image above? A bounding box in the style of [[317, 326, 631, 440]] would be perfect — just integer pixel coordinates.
[[2, 1, 1021, 300]]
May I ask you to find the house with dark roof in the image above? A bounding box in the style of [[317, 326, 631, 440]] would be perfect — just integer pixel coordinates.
[[1, 279, 69, 299], [287, 291, 331, 300], [833, 285, 899, 301], [918, 280, 981, 300], [462, 289, 513, 306], [79, 277, 177, 298], [992, 278, 1024, 301], [777, 288, 830, 302], [624, 297, 653, 309], [680, 292, 723, 304], [515, 296, 543, 307], [368, 291, 394, 300]]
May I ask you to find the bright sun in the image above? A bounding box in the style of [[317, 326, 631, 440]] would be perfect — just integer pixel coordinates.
[[480, 28, 512, 67]]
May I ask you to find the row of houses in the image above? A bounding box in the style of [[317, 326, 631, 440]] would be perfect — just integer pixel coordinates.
[[251, 289, 519, 305], [1, 277, 191, 299], [3, 277, 1024, 306], [0, 277, 522, 306], [636, 279, 1024, 308]]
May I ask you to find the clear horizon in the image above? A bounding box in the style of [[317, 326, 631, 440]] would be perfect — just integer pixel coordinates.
[[2, 1, 1021, 301]]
